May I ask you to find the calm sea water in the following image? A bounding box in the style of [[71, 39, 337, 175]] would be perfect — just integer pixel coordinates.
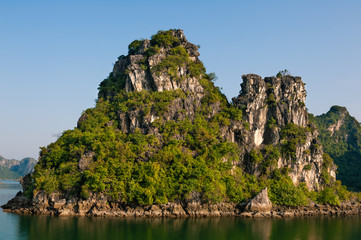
[[1, 181, 361, 240]]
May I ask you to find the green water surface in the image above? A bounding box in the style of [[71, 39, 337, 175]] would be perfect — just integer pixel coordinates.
[[1, 181, 361, 240]]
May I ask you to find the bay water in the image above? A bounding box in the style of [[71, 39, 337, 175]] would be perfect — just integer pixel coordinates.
[[1, 180, 361, 240]]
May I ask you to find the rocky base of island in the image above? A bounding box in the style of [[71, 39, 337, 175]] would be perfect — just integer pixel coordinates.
[[2, 188, 361, 218]]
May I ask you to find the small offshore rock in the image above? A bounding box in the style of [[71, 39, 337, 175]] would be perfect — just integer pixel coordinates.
[[245, 187, 272, 212]]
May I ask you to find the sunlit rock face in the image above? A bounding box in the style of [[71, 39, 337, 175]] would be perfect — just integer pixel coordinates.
[[105, 29, 204, 97], [233, 74, 336, 190]]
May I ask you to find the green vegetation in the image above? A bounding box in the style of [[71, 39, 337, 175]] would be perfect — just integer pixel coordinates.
[[320, 153, 333, 185], [313, 106, 361, 191], [150, 30, 180, 47], [111, 89, 186, 117], [266, 118, 277, 129], [26, 30, 354, 208], [151, 45, 205, 82], [249, 150, 263, 164], [268, 173, 308, 206], [266, 93, 277, 106], [32, 83, 257, 204], [148, 30, 206, 81], [98, 72, 127, 100], [99, 29, 205, 99], [260, 145, 280, 176], [128, 39, 144, 54], [317, 187, 340, 205], [303, 164, 312, 171], [276, 69, 290, 78], [145, 46, 160, 57], [0, 166, 21, 179], [31, 90, 351, 206], [0, 156, 37, 179], [268, 170, 349, 206], [281, 123, 308, 160], [31, 44, 251, 205]]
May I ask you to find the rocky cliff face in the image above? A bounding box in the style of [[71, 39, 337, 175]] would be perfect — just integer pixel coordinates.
[[233, 74, 336, 190], [115, 31, 203, 95], [91, 30, 210, 135], [98, 29, 204, 98], [0, 156, 19, 169]]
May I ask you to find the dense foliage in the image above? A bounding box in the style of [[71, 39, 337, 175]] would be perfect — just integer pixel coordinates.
[[27, 31, 353, 207], [151, 46, 205, 81], [268, 173, 308, 206], [280, 123, 308, 160], [31, 93, 346, 206], [32, 77, 264, 205], [128, 39, 144, 54], [98, 71, 127, 100], [31, 43, 257, 205], [312, 106, 361, 191], [150, 30, 180, 47]]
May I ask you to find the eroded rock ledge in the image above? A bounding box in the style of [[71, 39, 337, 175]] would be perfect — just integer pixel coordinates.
[[3, 190, 361, 218]]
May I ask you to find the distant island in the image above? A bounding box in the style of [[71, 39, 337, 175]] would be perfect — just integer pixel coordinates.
[[312, 106, 361, 192], [0, 156, 37, 180], [3, 29, 361, 218]]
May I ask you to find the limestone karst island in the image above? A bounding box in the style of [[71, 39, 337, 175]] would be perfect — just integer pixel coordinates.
[[3, 29, 361, 218]]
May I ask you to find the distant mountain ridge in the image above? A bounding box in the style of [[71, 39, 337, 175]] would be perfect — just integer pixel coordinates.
[[0, 156, 37, 179], [311, 106, 361, 191]]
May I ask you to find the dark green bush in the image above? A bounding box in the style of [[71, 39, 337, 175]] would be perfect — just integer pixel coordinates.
[[268, 175, 308, 206], [317, 187, 340, 205], [150, 30, 180, 47], [145, 46, 160, 57], [266, 117, 277, 129], [303, 164, 312, 171], [249, 150, 263, 164], [128, 39, 144, 54], [281, 123, 307, 160], [267, 93, 276, 106], [260, 145, 280, 175], [320, 153, 333, 185], [98, 72, 127, 100]]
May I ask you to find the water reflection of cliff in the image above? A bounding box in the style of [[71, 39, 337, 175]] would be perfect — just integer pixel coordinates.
[[17, 215, 361, 240]]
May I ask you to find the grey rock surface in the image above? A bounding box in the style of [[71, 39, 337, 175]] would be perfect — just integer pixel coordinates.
[[245, 187, 272, 212]]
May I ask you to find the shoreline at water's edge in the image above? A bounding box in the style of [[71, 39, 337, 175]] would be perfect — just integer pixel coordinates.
[[0, 179, 20, 182], [2, 191, 361, 218]]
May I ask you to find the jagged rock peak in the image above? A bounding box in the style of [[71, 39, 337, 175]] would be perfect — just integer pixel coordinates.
[[233, 74, 335, 190], [98, 29, 205, 100], [234, 74, 308, 133]]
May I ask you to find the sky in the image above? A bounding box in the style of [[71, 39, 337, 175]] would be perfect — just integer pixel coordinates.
[[1, 0, 360, 160]]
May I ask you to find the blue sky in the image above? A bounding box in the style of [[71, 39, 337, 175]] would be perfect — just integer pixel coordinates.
[[1, 0, 360, 159]]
